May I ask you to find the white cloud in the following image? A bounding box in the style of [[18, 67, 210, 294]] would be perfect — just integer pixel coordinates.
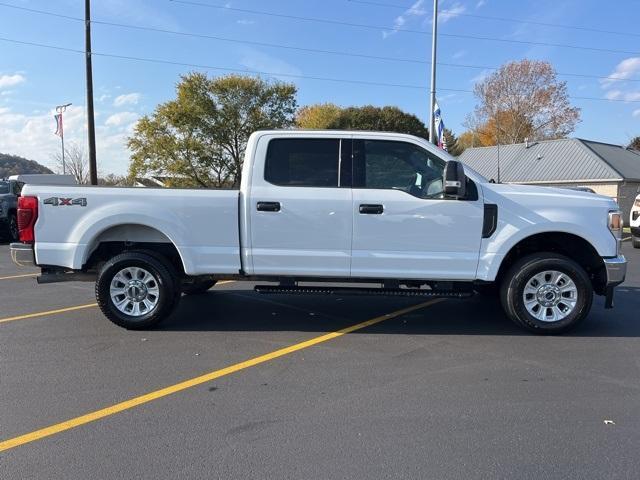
[[0, 105, 132, 174], [105, 111, 139, 127], [113, 93, 141, 107], [600, 57, 640, 103], [605, 89, 640, 102], [476, 0, 486, 8], [601, 57, 640, 87], [633, 109, 640, 118], [383, 0, 426, 39], [237, 19, 255, 25], [470, 69, 491, 84], [439, 3, 466, 23], [239, 49, 302, 80], [452, 49, 466, 60], [0, 73, 26, 89]]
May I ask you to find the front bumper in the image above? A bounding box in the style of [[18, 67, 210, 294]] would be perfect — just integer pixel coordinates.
[[631, 226, 640, 237], [10, 242, 36, 267], [604, 255, 627, 287], [603, 255, 626, 309]]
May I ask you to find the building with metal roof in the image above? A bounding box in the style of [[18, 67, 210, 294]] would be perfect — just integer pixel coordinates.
[[458, 138, 640, 219]]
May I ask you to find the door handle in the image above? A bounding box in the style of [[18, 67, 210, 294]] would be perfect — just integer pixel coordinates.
[[359, 204, 384, 214], [257, 201, 281, 212]]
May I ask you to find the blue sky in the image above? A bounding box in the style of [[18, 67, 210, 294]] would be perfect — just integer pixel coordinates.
[[0, 0, 639, 174]]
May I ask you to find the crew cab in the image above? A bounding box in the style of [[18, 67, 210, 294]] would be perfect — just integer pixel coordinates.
[[10, 130, 627, 334]]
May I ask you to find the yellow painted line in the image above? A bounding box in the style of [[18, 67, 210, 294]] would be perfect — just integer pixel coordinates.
[[0, 303, 97, 324], [0, 280, 234, 325], [0, 273, 38, 281], [0, 298, 443, 452], [216, 280, 235, 285], [622, 236, 632, 242]]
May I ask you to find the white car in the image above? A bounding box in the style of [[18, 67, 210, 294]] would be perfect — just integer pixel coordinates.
[[631, 194, 640, 248], [10, 130, 627, 334]]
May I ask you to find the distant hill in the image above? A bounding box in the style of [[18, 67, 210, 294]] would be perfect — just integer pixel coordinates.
[[0, 153, 53, 177]]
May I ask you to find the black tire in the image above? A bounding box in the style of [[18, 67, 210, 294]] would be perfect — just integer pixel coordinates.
[[96, 251, 180, 329], [499, 253, 593, 334], [632, 236, 640, 249], [182, 279, 217, 295], [8, 212, 18, 241]]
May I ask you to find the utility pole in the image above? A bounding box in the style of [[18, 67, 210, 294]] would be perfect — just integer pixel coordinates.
[[85, 0, 98, 185], [55, 103, 72, 175], [428, 0, 438, 144]]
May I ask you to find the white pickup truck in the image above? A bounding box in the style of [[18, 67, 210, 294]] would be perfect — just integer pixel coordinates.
[[11, 130, 627, 334]]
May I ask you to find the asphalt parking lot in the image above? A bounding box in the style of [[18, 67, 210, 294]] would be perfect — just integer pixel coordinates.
[[1, 241, 639, 479]]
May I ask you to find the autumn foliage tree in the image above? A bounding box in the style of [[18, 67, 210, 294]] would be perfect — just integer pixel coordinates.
[[296, 104, 429, 139], [469, 60, 580, 145], [129, 73, 297, 187]]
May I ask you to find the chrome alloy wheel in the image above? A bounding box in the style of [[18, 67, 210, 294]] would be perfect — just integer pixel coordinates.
[[109, 267, 160, 317], [523, 270, 578, 322]]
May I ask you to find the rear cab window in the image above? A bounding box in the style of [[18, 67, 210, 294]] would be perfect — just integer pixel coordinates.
[[265, 138, 340, 188]]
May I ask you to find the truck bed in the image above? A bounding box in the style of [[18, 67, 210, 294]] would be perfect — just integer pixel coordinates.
[[23, 185, 241, 275]]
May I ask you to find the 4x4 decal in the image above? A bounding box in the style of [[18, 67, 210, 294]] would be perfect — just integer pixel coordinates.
[[43, 197, 87, 207]]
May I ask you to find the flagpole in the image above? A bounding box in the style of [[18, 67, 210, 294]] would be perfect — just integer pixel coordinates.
[[428, 0, 438, 144], [61, 129, 65, 175], [55, 103, 72, 176]]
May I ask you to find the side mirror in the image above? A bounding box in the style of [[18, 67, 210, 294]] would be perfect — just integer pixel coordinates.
[[443, 160, 467, 199]]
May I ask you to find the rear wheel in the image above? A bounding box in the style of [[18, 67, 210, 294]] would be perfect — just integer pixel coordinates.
[[500, 253, 593, 334], [96, 251, 180, 329], [182, 279, 217, 295]]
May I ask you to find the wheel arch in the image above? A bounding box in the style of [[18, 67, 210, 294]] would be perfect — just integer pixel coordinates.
[[494, 232, 606, 294], [81, 223, 187, 275]]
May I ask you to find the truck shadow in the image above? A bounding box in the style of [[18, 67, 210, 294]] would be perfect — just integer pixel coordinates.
[[162, 286, 640, 337]]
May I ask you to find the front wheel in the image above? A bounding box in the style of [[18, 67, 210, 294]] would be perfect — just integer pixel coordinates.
[[96, 251, 180, 329], [500, 253, 593, 334], [632, 236, 640, 249]]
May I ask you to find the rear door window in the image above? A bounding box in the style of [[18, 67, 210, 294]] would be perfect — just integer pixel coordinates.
[[265, 138, 340, 187]]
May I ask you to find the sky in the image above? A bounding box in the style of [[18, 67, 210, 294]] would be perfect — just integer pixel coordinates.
[[0, 0, 639, 175]]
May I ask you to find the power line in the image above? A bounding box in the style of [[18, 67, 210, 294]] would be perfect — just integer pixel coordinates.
[[1, 2, 638, 84], [169, 0, 640, 56], [345, 0, 640, 38], [93, 20, 640, 84], [0, 1, 82, 21], [1, 35, 639, 104], [0, 0, 640, 82]]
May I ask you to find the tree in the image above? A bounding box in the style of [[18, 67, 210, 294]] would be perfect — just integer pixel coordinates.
[[296, 103, 342, 129], [53, 142, 89, 184], [0, 153, 52, 177], [443, 128, 464, 156], [457, 130, 478, 151], [296, 104, 429, 139], [470, 60, 580, 145], [99, 174, 133, 186], [629, 136, 640, 151], [129, 73, 297, 187]]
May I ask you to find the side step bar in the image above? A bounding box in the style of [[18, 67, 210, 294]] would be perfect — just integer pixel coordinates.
[[254, 285, 473, 298]]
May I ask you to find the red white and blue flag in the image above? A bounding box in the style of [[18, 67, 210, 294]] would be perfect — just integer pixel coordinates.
[[433, 102, 447, 152], [54, 113, 63, 138]]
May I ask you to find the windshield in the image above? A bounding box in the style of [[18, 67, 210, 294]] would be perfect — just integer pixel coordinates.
[[0, 181, 9, 194]]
